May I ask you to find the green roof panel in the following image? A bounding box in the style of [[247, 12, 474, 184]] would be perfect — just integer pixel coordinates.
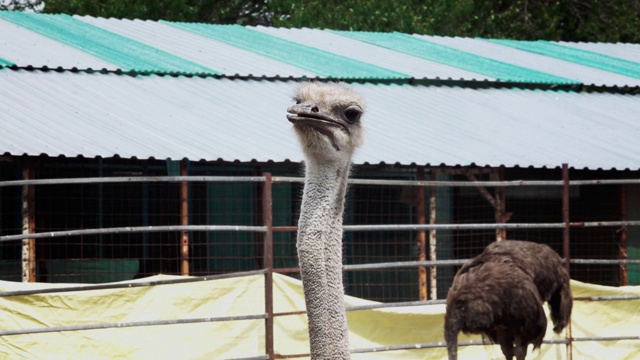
[[485, 39, 640, 80], [165, 22, 407, 79], [336, 31, 577, 84], [0, 57, 13, 66], [0, 12, 217, 74]]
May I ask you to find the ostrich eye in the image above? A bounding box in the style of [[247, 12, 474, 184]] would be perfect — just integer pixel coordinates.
[[344, 108, 362, 123], [293, 97, 301, 104]]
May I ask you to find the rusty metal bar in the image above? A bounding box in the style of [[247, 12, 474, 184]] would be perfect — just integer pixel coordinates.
[[493, 168, 509, 241], [0, 269, 267, 297], [6, 176, 640, 188], [180, 160, 189, 276], [619, 183, 628, 286], [0, 176, 267, 187], [561, 163, 572, 360], [21, 159, 36, 283], [272, 310, 306, 317], [347, 299, 446, 311], [1, 225, 268, 242], [262, 172, 275, 360], [0, 313, 268, 336], [276, 258, 640, 276], [575, 294, 640, 301], [416, 167, 427, 301], [274, 354, 309, 359], [272, 226, 298, 232], [428, 170, 437, 300], [275, 291, 640, 319], [345, 259, 468, 271], [571, 259, 640, 264], [273, 267, 301, 274], [5, 221, 640, 243], [274, 177, 640, 187]]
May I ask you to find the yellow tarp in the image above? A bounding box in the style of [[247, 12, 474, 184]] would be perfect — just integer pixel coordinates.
[[0, 274, 638, 359]]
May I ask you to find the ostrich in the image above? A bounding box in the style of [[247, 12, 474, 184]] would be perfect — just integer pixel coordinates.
[[445, 240, 573, 360], [286, 82, 365, 359]]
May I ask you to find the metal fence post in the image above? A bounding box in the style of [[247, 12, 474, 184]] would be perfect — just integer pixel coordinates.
[[619, 184, 628, 286], [416, 167, 427, 301], [428, 170, 438, 300], [262, 172, 274, 359], [21, 158, 36, 283], [562, 163, 573, 360], [180, 159, 190, 276]]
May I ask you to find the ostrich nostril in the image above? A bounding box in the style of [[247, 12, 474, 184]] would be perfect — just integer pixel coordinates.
[[311, 106, 319, 113]]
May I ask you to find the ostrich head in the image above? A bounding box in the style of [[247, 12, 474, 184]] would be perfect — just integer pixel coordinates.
[[287, 82, 365, 163]]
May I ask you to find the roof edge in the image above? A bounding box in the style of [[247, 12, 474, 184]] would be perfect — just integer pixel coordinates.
[[2, 64, 640, 95]]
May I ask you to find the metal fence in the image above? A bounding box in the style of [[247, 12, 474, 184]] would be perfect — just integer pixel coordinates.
[[1, 163, 640, 358]]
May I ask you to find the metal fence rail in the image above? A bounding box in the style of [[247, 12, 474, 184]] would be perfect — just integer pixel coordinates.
[[4, 175, 640, 188], [4, 221, 640, 242], [0, 314, 268, 337]]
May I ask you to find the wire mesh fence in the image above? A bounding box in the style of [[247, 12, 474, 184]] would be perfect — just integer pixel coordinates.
[[1, 157, 640, 358], [1, 159, 640, 296], [0, 159, 640, 302]]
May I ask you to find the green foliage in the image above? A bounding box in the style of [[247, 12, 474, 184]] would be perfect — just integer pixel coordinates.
[[0, 0, 43, 11], [42, 0, 270, 25], [269, 0, 640, 42], [17, 0, 640, 42]]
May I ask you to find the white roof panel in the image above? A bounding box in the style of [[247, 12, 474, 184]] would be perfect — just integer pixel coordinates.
[[0, 18, 116, 69], [557, 41, 640, 63], [1, 70, 638, 170]]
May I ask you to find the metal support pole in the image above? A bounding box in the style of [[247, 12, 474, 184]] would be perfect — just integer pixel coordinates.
[[180, 159, 189, 276], [262, 172, 274, 360], [21, 158, 36, 282], [492, 168, 508, 241], [416, 167, 427, 301], [562, 163, 572, 360], [428, 171, 437, 300], [619, 184, 628, 286]]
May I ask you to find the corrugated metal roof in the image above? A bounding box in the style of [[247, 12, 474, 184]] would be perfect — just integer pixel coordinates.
[[0, 12, 216, 74], [1, 69, 638, 170], [1, 12, 640, 86], [252, 26, 490, 81], [335, 31, 574, 83], [416, 35, 640, 87], [0, 14, 116, 69], [76, 17, 312, 77], [1, 12, 639, 170]]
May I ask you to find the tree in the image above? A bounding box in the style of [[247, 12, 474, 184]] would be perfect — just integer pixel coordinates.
[[268, 0, 640, 42], [0, 0, 43, 11], [42, 0, 271, 25], [10, 0, 640, 42]]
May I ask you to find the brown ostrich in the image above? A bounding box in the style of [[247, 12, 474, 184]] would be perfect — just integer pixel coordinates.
[[444, 240, 573, 360]]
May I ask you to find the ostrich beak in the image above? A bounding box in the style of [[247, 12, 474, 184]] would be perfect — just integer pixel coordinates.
[[286, 104, 351, 135]]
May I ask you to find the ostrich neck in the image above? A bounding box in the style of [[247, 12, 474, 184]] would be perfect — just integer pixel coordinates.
[[297, 158, 351, 359]]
